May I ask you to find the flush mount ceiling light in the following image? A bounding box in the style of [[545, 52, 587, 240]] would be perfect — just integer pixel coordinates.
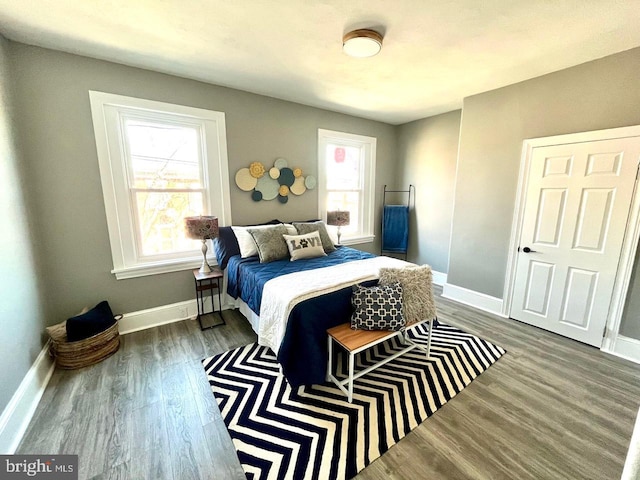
[[342, 29, 383, 58]]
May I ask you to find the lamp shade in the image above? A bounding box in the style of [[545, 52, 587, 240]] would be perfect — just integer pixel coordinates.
[[185, 216, 219, 239], [327, 210, 350, 227]]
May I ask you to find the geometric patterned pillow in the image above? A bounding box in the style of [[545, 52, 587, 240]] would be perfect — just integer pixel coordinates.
[[350, 282, 405, 331]]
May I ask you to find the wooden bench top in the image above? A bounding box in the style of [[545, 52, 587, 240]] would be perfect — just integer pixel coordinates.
[[327, 323, 396, 352]]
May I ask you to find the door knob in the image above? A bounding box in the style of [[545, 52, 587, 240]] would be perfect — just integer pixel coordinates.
[[522, 247, 537, 253]]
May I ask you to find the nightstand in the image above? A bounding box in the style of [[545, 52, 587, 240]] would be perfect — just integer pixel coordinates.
[[193, 267, 225, 330]]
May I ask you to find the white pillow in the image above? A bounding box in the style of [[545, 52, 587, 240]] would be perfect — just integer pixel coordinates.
[[232, 223, 295, 258], [283, 231, 327, 261], [231, 225, 274, 258], [282, 223, 297, 235]]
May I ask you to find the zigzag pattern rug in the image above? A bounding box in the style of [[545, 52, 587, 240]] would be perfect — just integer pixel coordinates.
[[202, 322, 505, 480]]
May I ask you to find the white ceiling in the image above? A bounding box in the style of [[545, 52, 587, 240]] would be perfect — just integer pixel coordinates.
[[1, 1, 640, 125]]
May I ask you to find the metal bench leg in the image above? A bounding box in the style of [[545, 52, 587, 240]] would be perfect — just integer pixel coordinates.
[[425, 318, 433, 359], [348, 351, 354, 403], [401, 320, 434, 359], [327, 336, 333, 382]]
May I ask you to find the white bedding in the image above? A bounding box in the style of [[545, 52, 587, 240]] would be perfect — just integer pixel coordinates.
[[257, 255, 412, 354]]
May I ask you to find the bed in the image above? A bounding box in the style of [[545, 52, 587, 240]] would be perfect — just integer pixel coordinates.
[[215, 222, 418, 387]]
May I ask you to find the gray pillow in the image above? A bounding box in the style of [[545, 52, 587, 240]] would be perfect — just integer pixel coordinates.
[[379, 265, 436, 326], [292, 221, 336, 253], [247, 224, 289, 263]]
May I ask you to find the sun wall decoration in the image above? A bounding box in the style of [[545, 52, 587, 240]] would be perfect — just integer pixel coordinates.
[[235, 158, 316, 203]]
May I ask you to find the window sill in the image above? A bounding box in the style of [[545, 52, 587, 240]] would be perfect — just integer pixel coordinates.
[[339, 235, 375, 246], [112, 256, 218, 280]]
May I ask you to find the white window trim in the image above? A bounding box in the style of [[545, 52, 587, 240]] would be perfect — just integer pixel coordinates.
[[89, 91, 232, 279], [317, 129, 376, 245]]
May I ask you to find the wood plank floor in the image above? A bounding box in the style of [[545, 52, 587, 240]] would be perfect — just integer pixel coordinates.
[[18, 287, 640, 479]]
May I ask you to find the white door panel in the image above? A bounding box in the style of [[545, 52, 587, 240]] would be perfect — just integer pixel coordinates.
[[511, 137, 640, 346], [560, 267, 597, 328], [523, 261, 554, 316], [533, 188, 566, 245]]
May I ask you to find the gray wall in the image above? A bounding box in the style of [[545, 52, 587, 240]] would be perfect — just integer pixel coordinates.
[[8, 41, 397, 327], [621, 248, 640, 339], [396, 110, 461, 273], [447, 46, 640, 339], [448, 47, 640, 295], [0, 37, 47, 413]]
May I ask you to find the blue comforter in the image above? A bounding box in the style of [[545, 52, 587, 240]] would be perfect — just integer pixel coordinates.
[[226, 246, 375, 315], [226, 247, 376, 386]]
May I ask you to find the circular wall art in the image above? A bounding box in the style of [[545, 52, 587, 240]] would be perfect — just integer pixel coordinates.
[[304, 175, 317, 190], [251, 190, 263, 202], [235, 168, 257, 191], [274, 158, 288, 169], [249, 162, 266, 178], [235, 158, 315, 203], [278, 167, 295, 187], [290, 176, 306, 195], [255, 175, 279, 201]]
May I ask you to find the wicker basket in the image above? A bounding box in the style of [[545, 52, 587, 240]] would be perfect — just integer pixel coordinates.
[[46, 315, 121, 369]]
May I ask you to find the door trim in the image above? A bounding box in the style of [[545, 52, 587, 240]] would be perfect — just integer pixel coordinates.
[[502, 125, 640, 352]]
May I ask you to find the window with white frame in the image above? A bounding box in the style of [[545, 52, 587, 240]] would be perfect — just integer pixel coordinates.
[[89, 92, 231, 279], [318, 129, 376, 244]]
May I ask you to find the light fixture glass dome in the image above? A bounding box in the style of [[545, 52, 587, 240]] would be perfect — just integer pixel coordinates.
[[342, 29, 383, 58]]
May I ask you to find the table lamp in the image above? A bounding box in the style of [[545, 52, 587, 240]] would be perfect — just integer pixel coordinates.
[[327, 210, 350, 245], [185, 215, 219, 274]]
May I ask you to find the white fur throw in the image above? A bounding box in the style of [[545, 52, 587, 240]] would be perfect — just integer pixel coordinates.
[[379, 265, 436, 326]]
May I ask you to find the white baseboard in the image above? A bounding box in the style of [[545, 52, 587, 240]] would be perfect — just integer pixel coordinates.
[[119, 299, 198, 334], [119, 297, 233, 335], [606, 335, 640, 364], [0, 296, 235, 454], [442, 283, 507, 317], [432, 270, 447, 287], [0, 342, 55, 454]]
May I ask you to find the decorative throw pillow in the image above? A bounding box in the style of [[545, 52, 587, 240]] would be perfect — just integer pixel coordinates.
[[292, 221, 336, 253], [247, 224, 289, 263], [351, 282, 405, 331], [66, 300, 116, 342], [215, 220, 284, 267], [283, 231, 327, 261], [213, 226, 241, 269], [379, 265, 436, 326], [231, 224, 275, 258], [225, 218, 284, 260]]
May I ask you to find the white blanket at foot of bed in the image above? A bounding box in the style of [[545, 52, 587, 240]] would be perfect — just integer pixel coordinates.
[[258, 256, 412, 354]]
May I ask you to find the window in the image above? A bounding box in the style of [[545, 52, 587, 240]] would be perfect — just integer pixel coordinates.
[[89, 92, 231, 279], [318, 129, 376, 244]]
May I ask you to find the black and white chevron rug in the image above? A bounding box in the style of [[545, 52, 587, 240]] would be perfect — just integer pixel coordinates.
[[202, 322, 505, 480]]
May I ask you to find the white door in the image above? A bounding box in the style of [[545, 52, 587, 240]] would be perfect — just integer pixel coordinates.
[[511, 137, 640, 346]]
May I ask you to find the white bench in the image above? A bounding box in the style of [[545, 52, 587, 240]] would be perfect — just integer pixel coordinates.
[[326, 320, 433, 403]]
